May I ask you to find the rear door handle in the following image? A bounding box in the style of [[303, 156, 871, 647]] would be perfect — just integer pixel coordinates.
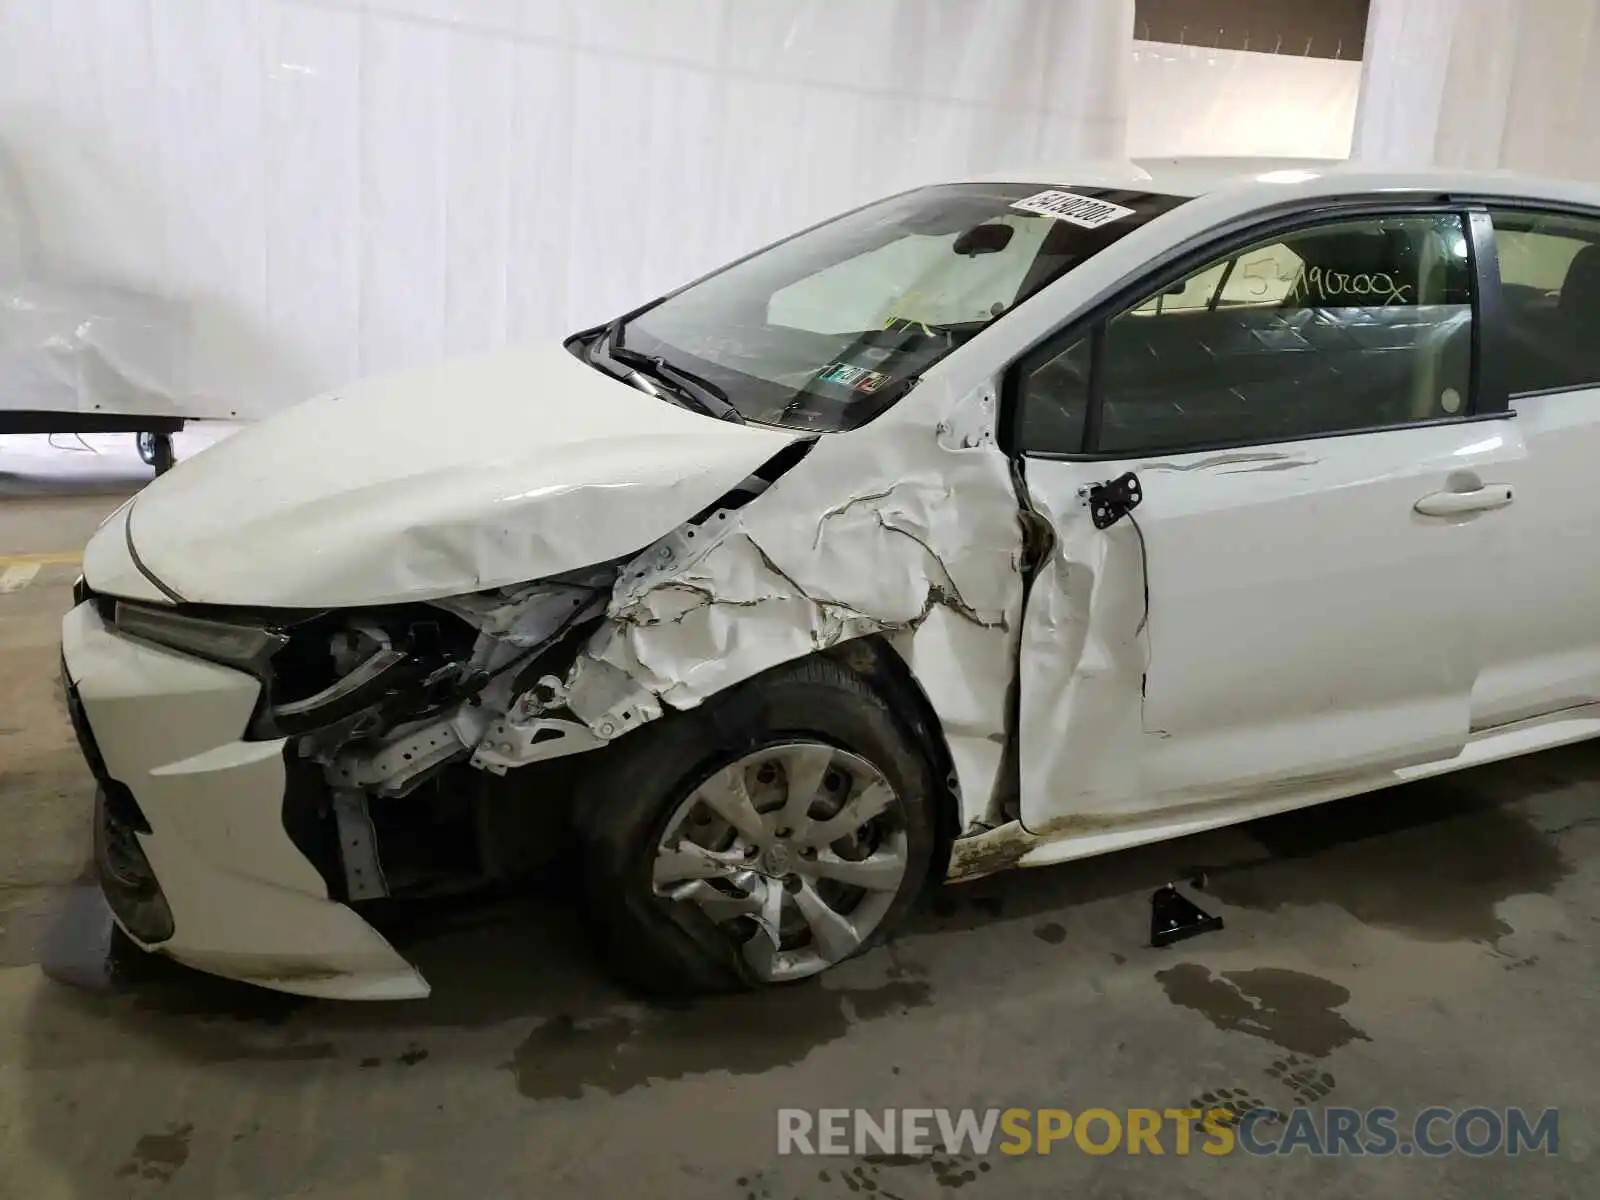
[[1414, 483, 1515, 517]]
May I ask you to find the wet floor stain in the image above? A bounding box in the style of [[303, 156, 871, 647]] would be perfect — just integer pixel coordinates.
[[181, 1028, 337, 1064], [398, 1045, 429, 1066], [505, 977, 933, 1100], [735, 1168, 786, 1200], [850, 1154, 993, 1194], [1156, 964, 1370, 1058], [113, 1122, 192, 1183], [919, 1153, 991, 1190], [1266, 1054, 1336, 1103], [1185, 1085, 1277, 1129], [1208, 784, 1570, 944], [925, 889, 1007, 930], [1033, 922, 1067, 945]]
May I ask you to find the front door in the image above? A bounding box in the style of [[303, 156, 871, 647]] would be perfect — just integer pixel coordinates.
[[1466, 207, 1600, 727], [1007, 207, 1526, 831]]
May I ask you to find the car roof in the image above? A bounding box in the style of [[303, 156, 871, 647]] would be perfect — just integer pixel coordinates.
[[964, 156, 1600, 212]]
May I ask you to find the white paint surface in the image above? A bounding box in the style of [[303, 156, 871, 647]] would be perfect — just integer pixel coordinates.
[[1017, 425, 1525, 830], [110, 343, 800, 606], [61, 602, 426, 999]]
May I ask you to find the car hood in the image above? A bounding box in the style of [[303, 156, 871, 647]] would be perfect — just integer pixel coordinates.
[[99, 343, 802, 607]]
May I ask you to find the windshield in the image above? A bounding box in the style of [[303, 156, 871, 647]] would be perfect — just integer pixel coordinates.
[[601, 183, 1189, 431]]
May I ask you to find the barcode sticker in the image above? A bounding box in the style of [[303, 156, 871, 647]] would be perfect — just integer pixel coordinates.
[[1010, 189, 1136, 229]]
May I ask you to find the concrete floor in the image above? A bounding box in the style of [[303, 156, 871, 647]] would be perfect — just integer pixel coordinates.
[[1, 435, 1596, 1198]]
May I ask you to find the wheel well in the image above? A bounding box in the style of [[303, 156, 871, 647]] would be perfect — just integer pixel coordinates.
[[821, 635, 962, 866], [562, 633, 963, 873]]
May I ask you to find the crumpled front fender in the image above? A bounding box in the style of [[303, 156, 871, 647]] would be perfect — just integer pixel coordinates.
[[563, 382, 1027, 830]]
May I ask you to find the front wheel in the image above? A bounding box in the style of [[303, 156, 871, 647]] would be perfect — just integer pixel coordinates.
[[576, 654, 938, 995]]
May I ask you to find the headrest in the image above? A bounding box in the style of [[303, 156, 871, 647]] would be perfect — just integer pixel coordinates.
[[1559, 243, 1600, 323]]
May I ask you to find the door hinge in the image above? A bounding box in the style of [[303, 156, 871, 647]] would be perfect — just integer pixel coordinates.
[[1080, 471, 1143, 530]]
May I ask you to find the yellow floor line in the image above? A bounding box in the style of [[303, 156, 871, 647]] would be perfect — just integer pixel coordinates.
[[0, 551, 82, 567]]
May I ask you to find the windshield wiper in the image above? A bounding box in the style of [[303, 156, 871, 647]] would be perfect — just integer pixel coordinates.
[[604, 320, 743, 422]]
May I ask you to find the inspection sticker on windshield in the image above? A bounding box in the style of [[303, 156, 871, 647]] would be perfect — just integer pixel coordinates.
[[1010, 189, 1135, 228], [818, 362, 891, 394]]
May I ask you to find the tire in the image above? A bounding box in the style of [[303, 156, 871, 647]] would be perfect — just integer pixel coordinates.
[[576, 654, 938, 996], [135, 432, 157, 465], [150, 434, 175, 476]]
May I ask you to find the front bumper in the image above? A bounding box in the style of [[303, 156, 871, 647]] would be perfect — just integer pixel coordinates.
[[60, 601, 429, 1000]]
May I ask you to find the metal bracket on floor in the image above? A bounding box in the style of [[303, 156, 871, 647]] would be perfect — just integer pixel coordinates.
[[332, 789, 389, 901], [1150, 882, 1224, 948]]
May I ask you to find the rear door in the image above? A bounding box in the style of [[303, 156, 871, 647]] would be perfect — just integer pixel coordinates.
[[1007, 205, 1527, 830]]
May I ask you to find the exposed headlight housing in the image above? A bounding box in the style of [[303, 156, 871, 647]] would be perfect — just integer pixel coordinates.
[[113, 601, 289, 676], [251, 624, 436, 740], [108, 600, 489, 745]]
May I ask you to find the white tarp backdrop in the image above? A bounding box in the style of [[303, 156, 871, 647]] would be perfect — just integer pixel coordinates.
[[1354, 0, 1600, 175], [0, 0, 1141, 417], [0, 0, 1379, 419], [1126, 40, 1360, 159]]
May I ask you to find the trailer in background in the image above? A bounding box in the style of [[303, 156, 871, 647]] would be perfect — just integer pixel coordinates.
[[1, 279, 221, 476], [0, 409, 184, 474]]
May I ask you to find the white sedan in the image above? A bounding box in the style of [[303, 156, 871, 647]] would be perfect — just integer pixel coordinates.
[[61, 157, 1600, 999]]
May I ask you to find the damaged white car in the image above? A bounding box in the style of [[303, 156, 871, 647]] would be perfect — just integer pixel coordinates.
[[61, 158, 1600, 998]]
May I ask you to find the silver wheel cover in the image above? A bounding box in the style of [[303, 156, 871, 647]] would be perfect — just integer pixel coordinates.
[[651, 741, 909, 982]]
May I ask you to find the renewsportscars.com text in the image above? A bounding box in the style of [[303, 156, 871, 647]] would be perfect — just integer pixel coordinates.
[[777, 1106, 1559, 1158]]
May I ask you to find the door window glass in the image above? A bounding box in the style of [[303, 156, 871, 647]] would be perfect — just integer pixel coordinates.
[[1018, 212, 1476, 456], [1489, 209, 1600, 394]]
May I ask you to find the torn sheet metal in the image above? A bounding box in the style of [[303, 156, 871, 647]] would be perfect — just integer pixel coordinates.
[[324, 573, 617, 794], [564, 380, 1025, 828], [432, 565, 614, 667], [1013, 484, 1150, 832], [0, 278, 194, 417]]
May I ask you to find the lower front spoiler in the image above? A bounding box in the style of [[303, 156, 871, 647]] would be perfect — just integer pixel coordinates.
[[64, 600, 429, 1001], [105, 815, 431, 1001]]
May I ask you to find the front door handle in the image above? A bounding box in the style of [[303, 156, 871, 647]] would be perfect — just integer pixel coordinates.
[[1414, 483, 1515, 517]]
